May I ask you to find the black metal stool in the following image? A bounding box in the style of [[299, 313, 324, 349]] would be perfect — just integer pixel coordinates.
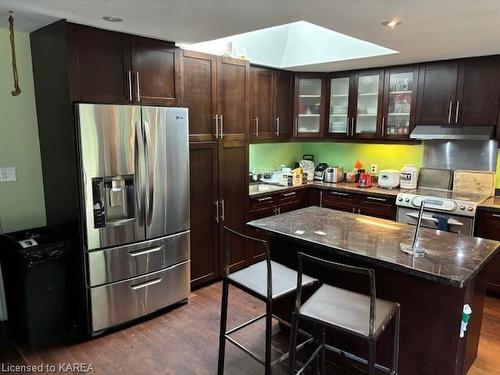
[[288, 253, 400, 375], [217, 227, 318, 375]]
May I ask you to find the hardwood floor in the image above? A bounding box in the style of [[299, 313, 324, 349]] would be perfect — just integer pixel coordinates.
[[3, 283, 500, 374]]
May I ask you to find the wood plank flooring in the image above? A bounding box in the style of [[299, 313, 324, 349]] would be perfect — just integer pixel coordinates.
[[2, 283, 500, 374]]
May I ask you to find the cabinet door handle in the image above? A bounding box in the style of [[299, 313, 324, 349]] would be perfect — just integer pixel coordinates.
[[258, 196, 273, 202], [214, 115, 219, 139], [447, 101, 452, 124], [215, 201, 219, 223], [220, 199, 225, 221], [358, 208, 361, 214], [492, 214, 500, 219], [127, 70, 133, 101], [254, 117, 259, 137], [352, 207, 356, 213], [350, 117, 355, 136], [330, 191, 349, 197], [275, 117, 280, 136], [283, 192, 296, 197], [135, 72, 141, 102], [367, 196, 387, 202], [277, 207, 281, 214], [381, 117, 385, 135], [219, 114, 224, 139], [319, 190, 323, 207], [455, 101, 460, 124]]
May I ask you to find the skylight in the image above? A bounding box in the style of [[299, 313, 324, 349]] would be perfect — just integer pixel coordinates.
[[178, 21, 397, 69]]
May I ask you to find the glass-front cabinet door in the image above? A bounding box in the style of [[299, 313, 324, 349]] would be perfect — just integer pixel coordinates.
[[353, 71, 383, 138], [295, 76, 324, 137], [382, 67, 418, 139], [328, 76, 351, 136]]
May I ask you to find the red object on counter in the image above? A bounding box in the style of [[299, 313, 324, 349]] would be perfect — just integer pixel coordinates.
[[358, 173, 373, 188]]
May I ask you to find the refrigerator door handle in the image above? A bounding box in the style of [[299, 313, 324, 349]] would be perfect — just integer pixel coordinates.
[[135, 120, 146, 227], [143, 120, 154, 226]]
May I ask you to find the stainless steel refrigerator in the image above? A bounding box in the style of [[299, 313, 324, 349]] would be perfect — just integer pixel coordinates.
[[76, 104, 190, 332]]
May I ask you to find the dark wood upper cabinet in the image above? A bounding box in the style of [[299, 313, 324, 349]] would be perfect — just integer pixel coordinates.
[[416, 62, 459, 125], [326, 73, 354, 138], [351, 69, 384, 139], [189, 142, 219, 287], [294, 74, 326, 138], [456, 57, 500, 126], [250, 67, 274, 138], [130, 37, 180, 106], [67, 24, 130, 104], [381, 66, 419, 140], [275, 70, 293, 138], [181, 50, 218, 142], [218, 57, 249, 141]]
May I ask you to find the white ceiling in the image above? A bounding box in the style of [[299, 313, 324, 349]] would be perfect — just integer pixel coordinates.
[[1, 0, 500, 72]]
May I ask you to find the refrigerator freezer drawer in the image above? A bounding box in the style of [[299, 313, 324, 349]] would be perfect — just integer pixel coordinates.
[[90, 260, 190, 332], [88, 231, 190, 287]]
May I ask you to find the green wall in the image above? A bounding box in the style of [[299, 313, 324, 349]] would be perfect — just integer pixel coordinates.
[[249, 142, 303, 171], [0, 28, 46, 233]]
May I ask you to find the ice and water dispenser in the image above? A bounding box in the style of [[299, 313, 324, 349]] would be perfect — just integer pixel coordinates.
[[92, 175, 136, 228]]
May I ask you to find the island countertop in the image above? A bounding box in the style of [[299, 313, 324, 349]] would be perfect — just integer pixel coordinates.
[[247, 206, 500, 287]]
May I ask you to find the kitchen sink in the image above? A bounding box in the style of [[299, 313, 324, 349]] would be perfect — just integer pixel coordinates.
[[249, 183, 286, 194]]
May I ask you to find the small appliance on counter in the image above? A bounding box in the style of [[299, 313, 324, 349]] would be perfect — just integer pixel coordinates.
[[378, 169, 400, 189], [324, 167, 344, 183], [314, 163, 329, 181], [400, 164, 419, 189], [358, 172, 373, 188]]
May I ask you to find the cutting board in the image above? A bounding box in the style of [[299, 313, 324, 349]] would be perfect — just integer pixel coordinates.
[[453, 170, 496, 196]]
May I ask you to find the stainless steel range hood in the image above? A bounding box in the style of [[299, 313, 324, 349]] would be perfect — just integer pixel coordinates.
[[410, 125, 495, 140]]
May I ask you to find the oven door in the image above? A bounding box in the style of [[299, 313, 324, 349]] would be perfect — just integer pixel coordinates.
[[396, 207, 473, 235]]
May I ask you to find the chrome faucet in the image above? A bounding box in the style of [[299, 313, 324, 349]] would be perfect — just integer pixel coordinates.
[[401, 200, 428, 257]]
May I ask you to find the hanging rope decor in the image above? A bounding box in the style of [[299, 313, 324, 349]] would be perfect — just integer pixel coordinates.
[[8, 14, 22, 96]]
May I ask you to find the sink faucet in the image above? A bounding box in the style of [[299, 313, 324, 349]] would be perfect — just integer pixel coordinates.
[[401, 200, 428, 257]]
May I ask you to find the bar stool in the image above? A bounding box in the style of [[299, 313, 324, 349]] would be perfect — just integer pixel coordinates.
[[217, 227, 318, 375], [288, 253, 400, 375]]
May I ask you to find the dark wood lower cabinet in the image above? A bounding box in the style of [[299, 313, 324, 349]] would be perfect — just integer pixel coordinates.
[[322, 190, 396, 220], [189, 142, 219, 288], [474, 209, 500, 292]]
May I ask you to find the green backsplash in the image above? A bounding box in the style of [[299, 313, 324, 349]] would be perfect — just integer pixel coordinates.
[[0, 29, 46, 233], [251, 142, 500, 188]]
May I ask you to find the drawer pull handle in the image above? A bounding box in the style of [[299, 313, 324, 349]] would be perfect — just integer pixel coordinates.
[[130, 278, 162, 290], [283, 192, 296, 197], [257, 196, 273, 202], [366, 196, 387, 202], [330, 191, 349, 196], [492, 214, 500, 218], [129, 246, 163, 257]]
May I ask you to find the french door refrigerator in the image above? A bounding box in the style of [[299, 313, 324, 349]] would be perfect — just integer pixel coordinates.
[[76, 104, 190, 333]]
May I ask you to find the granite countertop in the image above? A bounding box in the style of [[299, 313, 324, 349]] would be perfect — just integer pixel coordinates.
[[479, 196, 500, 211], [247, 206, 500, 287], [249, 181, 402, 198]]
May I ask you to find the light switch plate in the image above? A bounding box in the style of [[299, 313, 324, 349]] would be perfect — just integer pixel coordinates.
[[0, 167, 16, 182]]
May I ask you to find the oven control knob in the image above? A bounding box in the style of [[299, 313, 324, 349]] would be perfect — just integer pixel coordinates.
[[404, 198, 410, 203], [467, 206, 474, 211], [459, 205, 465, 210], [398, 197, 403, 201]]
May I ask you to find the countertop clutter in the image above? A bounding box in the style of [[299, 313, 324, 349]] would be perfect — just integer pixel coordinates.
[[248, 206, 500, 287]]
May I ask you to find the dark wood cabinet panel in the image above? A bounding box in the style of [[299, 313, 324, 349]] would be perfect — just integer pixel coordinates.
[[182, 51, 218, 141], [357, 195, 397, 220], [250, 67, 274, 138], [456, 57, 500, 126], [130, 37, 180, 106], [275, 70, 293, 138], [218, 57, 249, 141], [219, 141, 248, 271], [294, 74, 326, 138], [189, 143, 219, 287], [321, 190, 357, 213], [474, 209, 500, 292], [416, 62, 459, 125], [67, 24, 130, 104]]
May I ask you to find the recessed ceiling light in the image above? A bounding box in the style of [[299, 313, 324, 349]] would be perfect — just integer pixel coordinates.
[[102, 16, 123, 23], [382, 19, 401, 29]]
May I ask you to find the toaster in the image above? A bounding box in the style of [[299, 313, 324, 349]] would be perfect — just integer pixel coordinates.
[[378, 169, 400, 189], [324, 167, 344, 183]]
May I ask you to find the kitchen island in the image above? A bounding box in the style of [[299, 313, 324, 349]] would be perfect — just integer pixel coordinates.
[[248, 206, 500, 375]]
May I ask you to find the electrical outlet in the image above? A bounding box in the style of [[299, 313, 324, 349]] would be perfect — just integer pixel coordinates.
[[370, 164, 378, 174], [0, 167, 16, 182]]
